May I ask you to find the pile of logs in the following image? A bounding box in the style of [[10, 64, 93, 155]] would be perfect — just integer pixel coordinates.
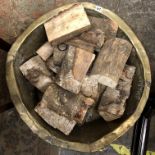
[[20, 3, 136, 135]]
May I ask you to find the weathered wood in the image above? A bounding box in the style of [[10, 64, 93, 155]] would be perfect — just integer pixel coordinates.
[[91, 38, 132, 88], [36, 42, 53, 61], [89, 16, 118, 40], [98, 65, 136, 121], [66, 37, 95, 52], [73, 48, 95, 82], [35, 100, 76, 135], [44, 4, 91, 45], [56, 46, 81, 94], [55, 0, 77, 8], [20, 56, 52, 92], [80, 28, 105, 49], [42, 84, 91, 124]]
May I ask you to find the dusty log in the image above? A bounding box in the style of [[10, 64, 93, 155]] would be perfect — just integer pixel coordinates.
[[89, 16, 118, 40], [80, 28, 105, 49], [66, 37, 95, 52], [91, 38, 132, 88], [20, 56, 52, 92], [73, 48, 95, 82], [98, 65, 136, 121], [36, 42, 53, 61], [42, 84, 92, 124], [35, 100, 76, 135], [44, 4, 91, 45]]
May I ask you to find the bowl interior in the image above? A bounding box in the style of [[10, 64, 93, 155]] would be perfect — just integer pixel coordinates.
[[13, 11, 144, 144]]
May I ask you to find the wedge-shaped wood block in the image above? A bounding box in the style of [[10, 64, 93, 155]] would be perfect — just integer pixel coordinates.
[[35, 101, 76, 135], [36, 42, 53, 61], [44, 4, 91, 45], [91, 38, 132, 88], [20, 56, 52, 92], [42, 84, 91, 124], [98, 65, 136, 121]]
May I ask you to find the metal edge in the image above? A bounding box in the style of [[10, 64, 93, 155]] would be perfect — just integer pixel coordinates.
[[6, 2, 151, 152]]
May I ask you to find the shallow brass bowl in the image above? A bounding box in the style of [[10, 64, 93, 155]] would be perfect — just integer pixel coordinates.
[[6, 2, 151, 152]]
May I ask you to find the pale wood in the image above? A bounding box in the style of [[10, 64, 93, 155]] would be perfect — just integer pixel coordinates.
[[89, 16, 118, 40], [44, 4, 91, 45], [36, 42, 53, 61], [35, 100, 76, 135], [98, 65, 136, 121], [20, 56, 52, 92], [91, 38, 132, 88], [41, 84, 91, 124], [66, 37, 95, 52], [73, 48, 95, 82], [56, 46, 81, 94]]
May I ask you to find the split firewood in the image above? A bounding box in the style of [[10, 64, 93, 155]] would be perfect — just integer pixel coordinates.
[[91, 38, 132, 88], [36, 42, 54, 61], [89, 16, 118, 40], [80, 28, 105, 49], [44, 4, 91, 45], [35, 100, 76, 135], [73, 48, 95, 82], [66, 37, 95, 52], [20, 56, 52, 92], [41, 84, 94, 124], [98, 65, 136, 121]]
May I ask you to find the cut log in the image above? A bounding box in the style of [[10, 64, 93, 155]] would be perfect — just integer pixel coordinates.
[[98, 65, 136, 121], [80, 28, 105, 49], [91, 38, 132, 88], [35, 100, 76, 135], [73, 48, 95, 82], [56, 46, 80, 94], [44, 4, 91, 45], [66, 37, 95, 52], [89, 16, 118, 40], [36, 42, 53, 61], [20, 56, 52, 92], [41, 84, 91, 124]]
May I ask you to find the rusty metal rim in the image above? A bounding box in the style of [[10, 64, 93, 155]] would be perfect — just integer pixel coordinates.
[[6, 2, 151, 152]]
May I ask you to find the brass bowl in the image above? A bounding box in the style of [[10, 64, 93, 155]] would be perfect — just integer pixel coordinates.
[[6, 2, 151, 152]]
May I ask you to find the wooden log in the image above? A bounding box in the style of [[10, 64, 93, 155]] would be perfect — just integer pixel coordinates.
[[89, 16, 118, 40], [20, 56, 52, 92], [36, 42, 53, 61], [73, 48, 95, 82], [35, 100, 76, 135], [98, 65, 136, 121], [66, 37, 95, 52], [44, 4, 91, 45], [91, 38, 132, 88], [41, 84, 92, 124], [55, 0, 77, 8]]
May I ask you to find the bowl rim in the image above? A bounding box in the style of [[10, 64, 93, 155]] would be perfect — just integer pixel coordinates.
[[6, 2, 151, 152]]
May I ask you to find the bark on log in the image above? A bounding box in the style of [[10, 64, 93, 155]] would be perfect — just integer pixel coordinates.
[[44, 4, 91, 45], [98, 65, 136, 121], [20, 56, 52, 92], [89, 16, 118, 40], [36, 42, 53, 61], [41, 84, 92, 124], [91, 38, 132, 88], [35, 100, 76, 135]]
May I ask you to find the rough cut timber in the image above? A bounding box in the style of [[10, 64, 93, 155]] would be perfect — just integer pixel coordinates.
[[44, 4, 91, 45], [35, 100, 76, 135], [36, 42, 53, 61], [98, 65, 136, 121], [20, 56, 52, 92], [41, 84, 92, 124], [66, 37, 95, 52], [91, 38, 132, 88], [89, 16, 118, 40], [73, 48, 95, 82], [80, 28, 105, 49]]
